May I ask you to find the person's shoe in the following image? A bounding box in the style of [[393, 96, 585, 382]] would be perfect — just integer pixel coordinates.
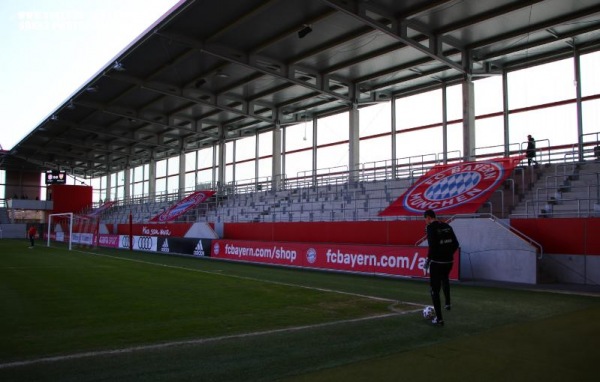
[[445, 304, 452, 311], [431, 317, 444, 326]]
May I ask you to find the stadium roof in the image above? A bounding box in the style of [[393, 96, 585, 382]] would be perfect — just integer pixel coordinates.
[[5, 0, 600, 178]]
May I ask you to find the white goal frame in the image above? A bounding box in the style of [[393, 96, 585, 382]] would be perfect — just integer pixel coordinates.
[[47, 212, 73, 250]]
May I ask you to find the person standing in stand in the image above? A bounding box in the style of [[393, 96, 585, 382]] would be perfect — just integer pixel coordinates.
[[424, 209, 459, 326], [526, 135, 538, 166], [28, 225, 38, 248]]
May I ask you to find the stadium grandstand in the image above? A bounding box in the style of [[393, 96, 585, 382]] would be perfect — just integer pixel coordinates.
[[1, 0, 600, 286]]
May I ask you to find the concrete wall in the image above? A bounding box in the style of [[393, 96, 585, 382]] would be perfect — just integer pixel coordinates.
[[0, 224, 27, 239], [7, 199, 53, 210], [540, 254, 600, 285], [449, 218, 539, 284]]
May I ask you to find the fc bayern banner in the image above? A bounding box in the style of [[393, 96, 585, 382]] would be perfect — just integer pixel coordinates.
[[87, 201, 115, 217], [379, 155, 526, 216], [149, 191, 215, 222], [212, 239, 459, 279]]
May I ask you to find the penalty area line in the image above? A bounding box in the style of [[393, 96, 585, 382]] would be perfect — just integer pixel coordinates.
[[0, 310, 416, 370]]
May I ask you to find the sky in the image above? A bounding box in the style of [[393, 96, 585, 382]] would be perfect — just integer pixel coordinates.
[[1, 1, 597, 168], [0, 0, 182, 151]]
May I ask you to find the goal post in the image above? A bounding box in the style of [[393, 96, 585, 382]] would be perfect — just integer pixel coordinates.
[[47, 212, 73, 250]]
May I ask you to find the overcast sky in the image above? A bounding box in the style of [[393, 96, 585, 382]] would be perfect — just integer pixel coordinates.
[[0, 0, 181, 151]]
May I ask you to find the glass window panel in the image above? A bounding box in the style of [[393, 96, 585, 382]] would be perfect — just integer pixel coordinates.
[[508, 58, 575, 109], [359, 103, 390, 137], [156, 159, 167, 178], [582, 99, 600, 138], [285, 151, 312, 179], [167, 156, 179, 176], [317, 144, 348, 170], [155, 177, 167, 195], [474, 116, 505, 157], [396, 89, 442, 130], [258, 157, 272, 180], [133, 182, 144, 197], [447, 123, 464, 160], [235, 161, 255, 184], [133, 165, 144, 182], [90, 178, 101, 190], [198, 147, 213, 169], [185, 172, 196, 190], [226, 141, 234, 163], [117, 171, 125, 187], [509, 104, 578, 150], [286, 121, 312, 151], [396, 126, 442, 162], [116, 186, 124, 200], [167, 175, 178, 193], [474, 76, 502, 116], [185, 151, 196, 172], [360, 135, 391, 164], [225, 163, 234, 184], [237, 135, 256, 161], [445, 84, 464, 122], [197, 169, 212, 185], [317, 113, 347, 145], [581, 51, 600, 97], [258, 131, 273, 156], [38, 173, 46, 200]]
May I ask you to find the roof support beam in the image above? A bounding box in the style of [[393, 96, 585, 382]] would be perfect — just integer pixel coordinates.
[[106, 72, 275, 126], [157, 32, 353, 104], [321, 0, 467, 74]]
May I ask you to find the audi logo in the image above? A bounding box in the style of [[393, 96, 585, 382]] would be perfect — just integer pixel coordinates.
[[137, 236, 154, 251], [121, 235, 130, 249]]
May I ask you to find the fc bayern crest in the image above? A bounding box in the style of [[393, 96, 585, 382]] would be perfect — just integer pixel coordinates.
[[402, 161, 504, 213]]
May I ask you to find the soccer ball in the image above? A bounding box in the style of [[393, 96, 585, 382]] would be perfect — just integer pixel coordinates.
[[422, 306, 435, 319]]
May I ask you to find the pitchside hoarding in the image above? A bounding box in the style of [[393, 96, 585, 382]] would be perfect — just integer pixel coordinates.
[[94, 234, 212, 257], [156, 237, 212, 257], [211, 239, 460, 279]]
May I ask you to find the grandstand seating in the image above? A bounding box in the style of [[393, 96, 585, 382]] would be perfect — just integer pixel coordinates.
[[93, 154, 600, 224], [510, 161, 600, 218], [0, 208, 10, 224]]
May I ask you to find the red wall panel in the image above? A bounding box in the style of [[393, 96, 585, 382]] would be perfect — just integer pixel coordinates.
[[223, 218, 599, 255], [386, 221, 426, 245], [584, 219, 600, 256], [50, 185, 93, 214], [224, 222, 275, 241], [511, 218, 600, 255], [223, 220, 425, 246]]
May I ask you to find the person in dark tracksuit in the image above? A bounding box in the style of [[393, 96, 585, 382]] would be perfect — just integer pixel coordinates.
[[526, 135, 538, 166], [424, 209, 459, 326]]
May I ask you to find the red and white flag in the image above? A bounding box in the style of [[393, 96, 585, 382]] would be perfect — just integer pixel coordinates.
[[150, 191, 215, 222], [379, 155, 526, 216]]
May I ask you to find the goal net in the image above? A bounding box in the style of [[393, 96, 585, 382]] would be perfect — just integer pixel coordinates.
[[47, 213, 99, 250], [47, 213, 73, 250]]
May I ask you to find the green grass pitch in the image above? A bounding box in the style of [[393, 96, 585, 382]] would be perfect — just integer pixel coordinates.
[[0, 239, 598, 381]]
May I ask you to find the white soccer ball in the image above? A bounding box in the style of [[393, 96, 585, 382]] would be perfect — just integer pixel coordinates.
[[422, 306, 435, 319]]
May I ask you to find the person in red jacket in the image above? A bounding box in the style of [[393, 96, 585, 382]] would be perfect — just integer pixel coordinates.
[[28, 225, 37, 248]]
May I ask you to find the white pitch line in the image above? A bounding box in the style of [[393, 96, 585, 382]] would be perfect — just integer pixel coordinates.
[[0, 309, 420, 370], [0, 248, 426, 370], [72, 249, 421, 305]]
